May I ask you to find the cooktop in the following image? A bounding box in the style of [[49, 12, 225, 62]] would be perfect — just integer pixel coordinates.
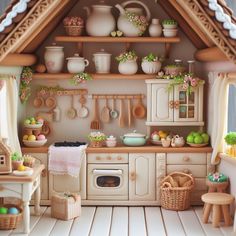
[[54, 141, 87, 147]]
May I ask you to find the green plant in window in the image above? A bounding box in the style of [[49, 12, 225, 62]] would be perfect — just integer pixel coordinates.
[[224, 132, 236, 145]]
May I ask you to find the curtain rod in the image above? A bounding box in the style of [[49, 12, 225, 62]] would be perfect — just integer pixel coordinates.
[[218, 72, 236, 79]]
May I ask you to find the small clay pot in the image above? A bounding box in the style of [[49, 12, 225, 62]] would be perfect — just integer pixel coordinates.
[[12, 160, 23, 170]]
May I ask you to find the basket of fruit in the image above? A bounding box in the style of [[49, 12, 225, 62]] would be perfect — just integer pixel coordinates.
[[63, 16, 84, 36], [24, 117, 44, 129], [88, 132, 106, 148], [150, 130, 169, 145], [0, 204, 22, 230], [186, 131, 209, 147], [23, 134, 47, 147]]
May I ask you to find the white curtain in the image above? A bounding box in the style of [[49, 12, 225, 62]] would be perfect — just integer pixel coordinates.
[[0, 75, 21, 154], [210, 72, 229, 164]]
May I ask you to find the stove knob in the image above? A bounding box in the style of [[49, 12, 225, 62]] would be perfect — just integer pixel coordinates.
[[96, 156, 101, 160], [117, 156, 122, 160], [107, 156, 112, 160]]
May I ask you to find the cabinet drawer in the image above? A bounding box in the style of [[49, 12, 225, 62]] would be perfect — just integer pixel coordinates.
[[167, 153, 206, 165], [167, 165, 207, 178], [87, 153, 128, 163]]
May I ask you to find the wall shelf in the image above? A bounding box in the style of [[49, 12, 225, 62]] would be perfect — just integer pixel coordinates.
[[32, 73, 156, 80], [54, 36, 180, 58]]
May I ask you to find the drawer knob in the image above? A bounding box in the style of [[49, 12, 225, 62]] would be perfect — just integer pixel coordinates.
[[107, 156, 112, 160], [130, 172, 136, 181], [183, 169, 190, 174], [183, 156, 190, 162], [117, 156, 122, 160], [96, 156, 101, 160]]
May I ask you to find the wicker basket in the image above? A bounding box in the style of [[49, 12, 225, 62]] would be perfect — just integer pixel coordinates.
[[90, 140, 103, 148], [64, 26, 83, 36], [0, 205, 22, 230], [160, 172, 194, 211]]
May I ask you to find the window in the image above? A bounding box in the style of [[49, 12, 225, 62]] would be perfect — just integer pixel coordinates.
[[0, 82, 8, 138], [227, 84, 236, 132]]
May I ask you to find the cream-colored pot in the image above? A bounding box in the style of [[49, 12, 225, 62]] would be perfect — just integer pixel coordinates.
[[141, 61, 161, 74], [118, 60, 138, 75], [116, 0, 151, 36], [66, 54, 89, 73], [84, 4, 115, 36], [44, 46, 64, 73], [93, 49, 112, 73]]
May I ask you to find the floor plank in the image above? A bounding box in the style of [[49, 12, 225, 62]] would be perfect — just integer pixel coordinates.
[[29, 207, 57, 236], [129, 207, 147, 236], [219, 225, 235, 236], [70, 207, 96, 236], [49, 219, 73, 236], [145, 207, 166, 236], [194, 207, 223, 236], [110, 207, 128, 236], [89, 207, 112, 236], [178, 208, 205, 236], [10, 207, 47, 236], [161, 208, 185, 236]]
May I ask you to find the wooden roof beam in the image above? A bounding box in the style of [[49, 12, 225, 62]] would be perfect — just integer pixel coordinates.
[[195, 47, 228, 62], [0, 53, 37, 66]]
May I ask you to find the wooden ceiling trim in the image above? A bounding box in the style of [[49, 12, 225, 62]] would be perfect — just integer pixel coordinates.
[[0, 53, 37, 66], [176, 0, 236, 63], [0, 0, 64, 62], [166, 0, 214, 48], [17, 0, 78, 53]]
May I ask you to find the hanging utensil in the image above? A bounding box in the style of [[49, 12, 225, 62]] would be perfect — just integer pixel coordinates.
[[127, 98, 132, 127], [101, 98, 110, 123], [90, 97, 100, 129], [119, 99, 125, 128], [132, 97, 146, 119], [110, 98, 119, 119], [78, 94, 89, 118], [67, 95, 77, 119]]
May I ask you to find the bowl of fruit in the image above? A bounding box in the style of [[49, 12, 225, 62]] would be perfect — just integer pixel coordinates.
[[150, 130, 169, 145], [23, 134, 47, 147], [186, 131, 209, 147], [24, 117, 44, 129]]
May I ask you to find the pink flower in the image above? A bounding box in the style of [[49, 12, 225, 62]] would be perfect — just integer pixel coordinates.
[[182, 83, 189, 90], [140, 16, 146, 23], [191, 78, 198, 87]]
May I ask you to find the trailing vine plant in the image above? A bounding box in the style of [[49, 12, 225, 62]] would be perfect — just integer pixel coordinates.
[[70, 72, 92, 86]]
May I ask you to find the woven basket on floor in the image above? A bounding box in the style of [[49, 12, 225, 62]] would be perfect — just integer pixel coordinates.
[[64, 26, 83, 36], [0, 204, 22, 230], [160, 172, 194, 211]]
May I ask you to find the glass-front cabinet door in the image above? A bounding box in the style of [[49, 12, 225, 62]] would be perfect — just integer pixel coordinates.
[[173, 86, 198, 121]]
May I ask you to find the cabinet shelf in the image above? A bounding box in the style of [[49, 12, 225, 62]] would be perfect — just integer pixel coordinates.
[[32, 73, 156, 80]]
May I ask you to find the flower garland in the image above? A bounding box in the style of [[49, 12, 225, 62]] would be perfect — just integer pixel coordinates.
[[124, 10, 148, 36], [167, 73, 205, 95], [70, 72, 92, 86], [115, 51, 138, 63], [19, 66, 33, 104]]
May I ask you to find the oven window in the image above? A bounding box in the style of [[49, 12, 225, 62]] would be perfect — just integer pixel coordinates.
[[97, 176, 121, 187]]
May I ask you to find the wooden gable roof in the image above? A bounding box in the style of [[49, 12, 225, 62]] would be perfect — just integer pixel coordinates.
[[0, 0, 235, 64]]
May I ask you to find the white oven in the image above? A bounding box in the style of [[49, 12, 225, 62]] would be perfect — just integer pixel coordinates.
[[87, 153, 128, 200]]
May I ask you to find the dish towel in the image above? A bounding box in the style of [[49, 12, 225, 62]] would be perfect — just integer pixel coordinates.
[[48, 144, 87, 177]]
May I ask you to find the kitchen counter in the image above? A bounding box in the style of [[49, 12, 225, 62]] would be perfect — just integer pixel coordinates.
[[22, 145, 213, 153]]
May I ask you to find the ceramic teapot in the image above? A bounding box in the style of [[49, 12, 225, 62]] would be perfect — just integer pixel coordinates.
[[116, 0, 151, 36], [66, 54, 89, 73], [171, 135, 185, 147], [84, 3, 115, 36]]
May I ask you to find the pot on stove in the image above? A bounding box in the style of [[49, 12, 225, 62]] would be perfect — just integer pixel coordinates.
[[120, 130, 148, 146]]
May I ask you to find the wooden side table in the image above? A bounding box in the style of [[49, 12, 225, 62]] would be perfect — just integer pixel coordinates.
[[0, 164, 44, 233]]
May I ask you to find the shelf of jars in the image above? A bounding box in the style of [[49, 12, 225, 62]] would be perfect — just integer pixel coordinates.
[[32, 73, 156, 80]]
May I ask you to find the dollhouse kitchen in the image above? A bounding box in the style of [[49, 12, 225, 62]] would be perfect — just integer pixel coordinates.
[[0, 0, 236, 235]]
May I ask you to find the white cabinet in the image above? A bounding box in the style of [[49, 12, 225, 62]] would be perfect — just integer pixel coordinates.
[[23, 153, 48, 200], [129, 153, 155, 201], [146, 79, 204, 126], [49, 155, 86, 199]]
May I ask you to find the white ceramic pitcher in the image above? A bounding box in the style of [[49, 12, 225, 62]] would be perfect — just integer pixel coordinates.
[[116, 0, 151, 36], [84, 4, 115, 36]]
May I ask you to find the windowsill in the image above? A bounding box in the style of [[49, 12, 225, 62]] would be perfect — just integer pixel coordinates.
[[219, 152, 236, 165]]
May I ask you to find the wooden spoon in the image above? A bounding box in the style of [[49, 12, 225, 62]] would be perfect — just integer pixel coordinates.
[[90, 98, 100, 129], [127, 98, 132, 127], [67, 95, 77, 119], [132, 97, 146, 119], [101, 98, 110, 123], [119, 99, 125, 128]]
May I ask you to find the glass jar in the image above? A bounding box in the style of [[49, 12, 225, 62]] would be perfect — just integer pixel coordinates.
[[187, 60, 195, 74]]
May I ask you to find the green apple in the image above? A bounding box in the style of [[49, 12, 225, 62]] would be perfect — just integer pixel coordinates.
[[192, 132, 199, 137], [187, 135, 194, 143], [152, 134, 160, 141], [194, 135, 203, 144], [0, 207, 8, 214], [24, 119, 30, 125], [201, 133, 209, 143]]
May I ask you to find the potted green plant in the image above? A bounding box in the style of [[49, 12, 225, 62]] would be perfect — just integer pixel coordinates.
[[162, 19, 178, 37], [141, 53, 162, 74], [115, 51, 138, 75], [224, 132, 236, 157], [88, 131, 106, 148], [11, 152, 24, 170]]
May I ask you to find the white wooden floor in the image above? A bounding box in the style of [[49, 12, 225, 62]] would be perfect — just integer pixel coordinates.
[[1, 206, 235, 236]]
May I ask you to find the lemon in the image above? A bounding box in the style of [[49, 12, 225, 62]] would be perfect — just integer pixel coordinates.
[[18, 165, 26, 171]]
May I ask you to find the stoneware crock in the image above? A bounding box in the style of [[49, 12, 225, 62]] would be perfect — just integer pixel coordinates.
[[121, 130, 148, 146], [67, 54, 89, 73]]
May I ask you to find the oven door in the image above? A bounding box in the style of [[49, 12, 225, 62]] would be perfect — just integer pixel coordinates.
[[87, 164, 128, 200]]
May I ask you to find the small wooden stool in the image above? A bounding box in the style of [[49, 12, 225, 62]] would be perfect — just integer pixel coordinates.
[[206, 179, 229, 193], [201, 192, 234, 227]]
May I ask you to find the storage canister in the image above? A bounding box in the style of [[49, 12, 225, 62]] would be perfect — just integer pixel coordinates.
[[93, 49, 112, 73]]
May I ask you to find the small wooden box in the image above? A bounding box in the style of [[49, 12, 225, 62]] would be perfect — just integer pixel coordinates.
[[51, 193, 81, 220]]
